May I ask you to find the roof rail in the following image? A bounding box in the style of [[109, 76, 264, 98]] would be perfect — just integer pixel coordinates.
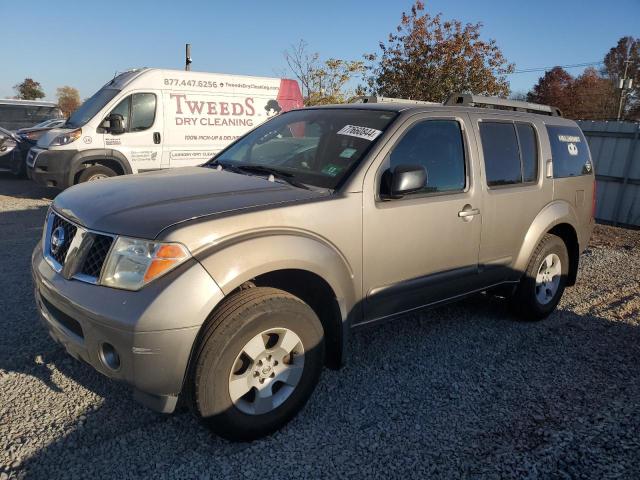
[[350, 96, 438, 106], [444, 93, 562, 117]]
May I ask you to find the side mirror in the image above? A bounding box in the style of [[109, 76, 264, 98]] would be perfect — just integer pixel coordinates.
[[389, 164, 427, 197], [105, 113, 125, 135]]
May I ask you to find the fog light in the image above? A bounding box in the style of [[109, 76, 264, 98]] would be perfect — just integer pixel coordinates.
[[100, 343, 121, 371]]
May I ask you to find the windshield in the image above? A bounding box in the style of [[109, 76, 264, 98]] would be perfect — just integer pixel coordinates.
[[66, 88, 120, 128], [210, 108, 397, 189]]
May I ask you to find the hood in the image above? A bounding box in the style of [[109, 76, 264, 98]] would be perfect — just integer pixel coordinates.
[[53, 167, 328, 238], [37, 127, 74, 148]]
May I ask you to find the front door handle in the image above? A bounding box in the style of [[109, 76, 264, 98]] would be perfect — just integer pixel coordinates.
[[153, 132, 161, 144], [458, 207, 480, 218]]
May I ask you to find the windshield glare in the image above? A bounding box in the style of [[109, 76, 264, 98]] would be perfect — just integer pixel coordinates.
[[210, 109, 397, 189], [66, 88, 120, 128]]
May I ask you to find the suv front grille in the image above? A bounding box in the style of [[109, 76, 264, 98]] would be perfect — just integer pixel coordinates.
[[49, 214, 77, 266], [44, 211, 115, 284], [80, 234, 114, 278]]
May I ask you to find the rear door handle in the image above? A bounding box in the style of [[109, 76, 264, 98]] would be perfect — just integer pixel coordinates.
[[458, 208, 480, 218], [153, 132, 161, 144]]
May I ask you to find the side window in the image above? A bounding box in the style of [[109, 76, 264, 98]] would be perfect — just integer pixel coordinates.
[[479, 121, 539, 187], [387, 120, 466, 195], [131, 93, 156, 131], [107, 93, 156, 133], [516, 123, 538, 183], [546, 125, 592, 177], [110, 97, 130, 131], [479, 122, 521, 186]]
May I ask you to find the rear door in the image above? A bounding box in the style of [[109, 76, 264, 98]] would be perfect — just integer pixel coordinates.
[[102, 91, 163, 172], [470, 114, 552, 283], [362, 112, 483, 322]]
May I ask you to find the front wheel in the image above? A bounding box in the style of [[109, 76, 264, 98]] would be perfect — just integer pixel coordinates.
[[510, 233, 569, 320], [77, 164, 117, 183], [192, 287, 325, 441]]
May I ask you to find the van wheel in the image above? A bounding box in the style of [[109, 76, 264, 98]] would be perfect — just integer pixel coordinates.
[[77, 165, 117, 183], [192, 287, 324, 441], [511, 234, 569, 321]]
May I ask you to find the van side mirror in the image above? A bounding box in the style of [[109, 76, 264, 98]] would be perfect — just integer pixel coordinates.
[[106, 113, 125, 135], [388, 164, 427, 197]]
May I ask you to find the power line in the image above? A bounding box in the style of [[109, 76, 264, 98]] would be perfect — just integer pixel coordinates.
[[508, 61, 605, 75]]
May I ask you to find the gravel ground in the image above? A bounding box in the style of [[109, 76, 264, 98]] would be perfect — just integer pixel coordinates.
[[1, 172, 639, 479]]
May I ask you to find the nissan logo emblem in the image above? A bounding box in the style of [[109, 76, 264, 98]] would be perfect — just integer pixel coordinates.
[[50, 226, 65, 254]]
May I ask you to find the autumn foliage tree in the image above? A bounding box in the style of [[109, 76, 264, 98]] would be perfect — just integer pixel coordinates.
[[603, 36, 639, 120], [571, 68, 617, 120], [527, 67, 574, 115], [13, 78, 45, 100], [56, 86, 81, 117], [364, 1, 514, 102], [284, 40, 365, 105], [529, 67, 618, 120]]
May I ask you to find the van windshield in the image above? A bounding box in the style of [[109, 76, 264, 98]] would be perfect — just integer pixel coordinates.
[[209, 108, 397, 189], [66, 88, 120, 128]]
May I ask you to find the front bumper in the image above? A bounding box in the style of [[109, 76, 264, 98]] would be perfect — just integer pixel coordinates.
[[31, 241, 224, 412], [27, 147, 76, 189]]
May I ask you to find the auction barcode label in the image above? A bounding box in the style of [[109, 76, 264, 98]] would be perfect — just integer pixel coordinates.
[[337, 125, 383, 141]]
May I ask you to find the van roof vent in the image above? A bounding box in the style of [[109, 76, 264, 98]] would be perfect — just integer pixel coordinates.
[[444, 93, 562, 117]]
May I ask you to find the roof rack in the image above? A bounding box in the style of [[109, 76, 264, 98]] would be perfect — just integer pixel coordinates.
[[350, 96, 438, 106], [444, 93, 562, 117]]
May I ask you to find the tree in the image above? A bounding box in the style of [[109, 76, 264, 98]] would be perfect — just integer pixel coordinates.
[[13, 78, 45, 100], [570, 67, 617, 120], [56, 86, 81, 117], [284, 40, 365, 105], [603, 36, 639, 120], [527, 67, 574, 115], [364, 1, 514, 102], [528, 67, 618, 120]]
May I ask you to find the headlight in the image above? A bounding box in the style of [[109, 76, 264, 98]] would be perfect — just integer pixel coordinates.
[[49, 128, 81, 146], [101, 237, 190, 291]]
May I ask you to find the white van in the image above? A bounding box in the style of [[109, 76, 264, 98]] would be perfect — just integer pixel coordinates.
[[26, 68, 303, 188]]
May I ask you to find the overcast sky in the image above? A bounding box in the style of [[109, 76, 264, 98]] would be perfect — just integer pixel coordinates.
[[2, 0, 638, 101]]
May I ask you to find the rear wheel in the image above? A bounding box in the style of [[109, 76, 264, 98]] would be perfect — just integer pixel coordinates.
[[77, 164, 117, 183], [192, 287, 324, 441], [510, 234, 569, 320]]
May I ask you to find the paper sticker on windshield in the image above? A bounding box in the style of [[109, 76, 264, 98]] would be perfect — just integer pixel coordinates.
[[337, 125, 382, 141], [339, 148, 357, 159], [322, 164, 344, 177]]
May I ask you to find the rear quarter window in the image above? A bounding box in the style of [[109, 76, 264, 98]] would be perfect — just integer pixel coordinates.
[[547, 125, 593, 178]]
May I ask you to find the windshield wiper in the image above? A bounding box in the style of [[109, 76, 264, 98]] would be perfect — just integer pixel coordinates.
[[211, 161, 310, 190]]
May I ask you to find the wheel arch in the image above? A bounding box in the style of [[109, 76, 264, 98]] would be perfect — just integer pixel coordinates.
[[69, 149, 133, 185], [196, 233, 358, 368], [514, 200, 581, 286]]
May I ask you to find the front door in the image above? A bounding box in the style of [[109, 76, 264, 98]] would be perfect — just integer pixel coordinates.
[[362, 113, 483, 323], [102, 91, 163, 172]]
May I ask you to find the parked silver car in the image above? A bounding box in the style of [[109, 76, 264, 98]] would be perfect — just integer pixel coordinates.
[[32, 95, 595, 440]]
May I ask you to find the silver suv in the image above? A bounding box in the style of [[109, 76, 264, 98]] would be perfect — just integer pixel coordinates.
[[32, 95, 595, 440]]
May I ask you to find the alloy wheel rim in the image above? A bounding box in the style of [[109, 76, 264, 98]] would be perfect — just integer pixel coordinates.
[[535, 253, 561, 305], [228, 327, 305, 415], [87, 173, 108, 181]]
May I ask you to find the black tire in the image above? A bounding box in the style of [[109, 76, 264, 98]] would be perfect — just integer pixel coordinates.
[[510, 233, 569, 321], [76, 165, 117, 184], [192, 287, 324, 441], [10, 152, 27, 177]]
